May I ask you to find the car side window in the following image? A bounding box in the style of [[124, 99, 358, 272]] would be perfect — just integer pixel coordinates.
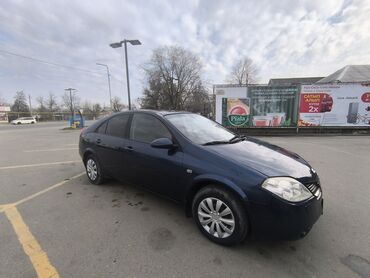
[[130, 113, 171, 144], [105, 114, 130, 138], [96, 121, 108, 134]]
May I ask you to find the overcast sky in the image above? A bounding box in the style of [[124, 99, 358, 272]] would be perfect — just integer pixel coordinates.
[[1, 0, 370, 107]]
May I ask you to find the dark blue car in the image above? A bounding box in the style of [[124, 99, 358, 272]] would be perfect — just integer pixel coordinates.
[[79, 110, 323, 245]]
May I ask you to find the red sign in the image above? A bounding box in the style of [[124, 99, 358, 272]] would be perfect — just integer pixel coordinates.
[[300, 93, 333, 113], [361, 92, 370, 102]]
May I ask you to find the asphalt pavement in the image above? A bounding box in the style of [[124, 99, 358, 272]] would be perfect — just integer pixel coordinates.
[[0, 121, 369, 278]]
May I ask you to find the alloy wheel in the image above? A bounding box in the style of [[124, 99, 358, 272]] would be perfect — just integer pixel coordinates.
[[197, 197, 235, 238], [86, 158, 98, 181]]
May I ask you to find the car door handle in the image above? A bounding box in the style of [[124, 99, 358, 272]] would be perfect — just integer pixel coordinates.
[[96, 138, 101, 144], [124, 146, 134, 151]]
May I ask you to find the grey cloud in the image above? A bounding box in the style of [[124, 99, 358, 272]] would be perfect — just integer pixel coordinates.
[[0, 0, 369, 105]]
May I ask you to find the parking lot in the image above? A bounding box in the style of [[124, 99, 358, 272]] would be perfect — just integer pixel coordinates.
[[0, 122, 369, 278]]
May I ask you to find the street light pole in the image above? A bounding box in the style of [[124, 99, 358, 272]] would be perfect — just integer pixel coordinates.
[[123, 41, 131, 110], [96, 63, 112, 112], [110, 39, 141, 111]]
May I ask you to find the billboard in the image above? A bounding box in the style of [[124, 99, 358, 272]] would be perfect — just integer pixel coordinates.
[[216, 85, 299, 127], [299, 84, 370, 126], [248, 86, 299, 127]]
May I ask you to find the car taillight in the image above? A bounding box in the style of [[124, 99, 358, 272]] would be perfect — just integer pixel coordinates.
[[80, 128, 86, 136]]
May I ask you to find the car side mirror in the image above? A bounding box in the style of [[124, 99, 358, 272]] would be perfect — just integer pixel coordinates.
[[151, 138, 176, 149]]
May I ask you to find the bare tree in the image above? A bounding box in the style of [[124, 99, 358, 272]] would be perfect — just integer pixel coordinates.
[[140, 46, 208, 112], [0, 94, 6, 106], [36, 96, 48, 112], [111, 96, 125, 112], [81, 101, 101, 119], [62, 90, 80, 115], [81, 100, 92, 114], [92, 103, 102, 119], [11, 91, 29, 117], [46, 93, 58, 112], [227, 57, 258, 85]]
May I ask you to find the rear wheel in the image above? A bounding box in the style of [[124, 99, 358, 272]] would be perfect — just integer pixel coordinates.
[[192, 185, 249, 246], [84, 155, 105, 185]]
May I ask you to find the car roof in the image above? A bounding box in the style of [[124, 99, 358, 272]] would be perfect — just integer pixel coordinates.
[[114, 109, 192, 117]]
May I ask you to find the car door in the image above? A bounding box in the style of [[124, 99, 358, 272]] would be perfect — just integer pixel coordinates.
[[124, 113, 186, 201], [94, 113, 131, 180]]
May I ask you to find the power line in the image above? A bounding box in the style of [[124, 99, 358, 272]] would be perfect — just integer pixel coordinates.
[[0, 49, 100, 75], [0, 49, 126, 85]]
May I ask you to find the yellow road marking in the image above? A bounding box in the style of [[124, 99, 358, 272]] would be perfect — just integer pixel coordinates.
[[0, 204, 12, 213], [0, 172, 85, 277], [24, 148, 78, 153], [4, 206, 60, 278], [13, 172, 85, 206], [0, 161, 80, 170]]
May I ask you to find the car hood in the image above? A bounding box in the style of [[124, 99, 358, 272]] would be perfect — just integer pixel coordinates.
[[204, 138, 315, 181]]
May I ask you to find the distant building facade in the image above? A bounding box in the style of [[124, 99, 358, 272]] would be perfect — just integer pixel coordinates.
[[0, 106, 11, 122]]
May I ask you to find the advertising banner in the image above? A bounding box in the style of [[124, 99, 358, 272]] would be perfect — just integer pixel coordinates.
[[299, 84, 370, 126], [248, 86, 299, 127], [221, 98, 250, 127]]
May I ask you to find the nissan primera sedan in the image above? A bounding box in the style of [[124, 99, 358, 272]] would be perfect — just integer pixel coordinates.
[[79, 110, 323, 245]]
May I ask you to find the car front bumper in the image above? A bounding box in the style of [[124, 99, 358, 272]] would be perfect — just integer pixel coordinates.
[[248, 195, 323, 240]]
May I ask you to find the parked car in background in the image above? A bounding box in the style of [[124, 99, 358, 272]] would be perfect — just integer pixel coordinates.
[[10, 117, 37, 125], [79, 110, 323, 245]]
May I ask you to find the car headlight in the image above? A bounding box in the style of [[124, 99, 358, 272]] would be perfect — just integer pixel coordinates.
[[262, 177, 313, 202]]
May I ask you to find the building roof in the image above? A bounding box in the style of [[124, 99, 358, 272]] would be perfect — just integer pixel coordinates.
[[317, 65, 370, 83], [268, 77, 324, 86]]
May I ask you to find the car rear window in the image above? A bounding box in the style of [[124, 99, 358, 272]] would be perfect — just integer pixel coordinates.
[[105, 114, 130, 138], [96, 121, 108, 134]]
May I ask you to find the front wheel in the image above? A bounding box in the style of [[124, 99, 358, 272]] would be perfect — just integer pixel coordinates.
[[84, 155, 105, 185], [192, 185, 249, 246]]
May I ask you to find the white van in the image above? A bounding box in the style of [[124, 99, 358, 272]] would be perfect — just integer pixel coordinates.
[[10, 117, 37, 125]]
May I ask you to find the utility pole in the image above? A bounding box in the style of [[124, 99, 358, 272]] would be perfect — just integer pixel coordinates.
[[212, 85, 216, 120], [96, 63, 113, 112], [28, 95, 32, 116], [65, 88, 77, 119]]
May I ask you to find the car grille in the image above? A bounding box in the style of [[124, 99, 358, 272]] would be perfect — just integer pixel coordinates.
[[305, 182, 322, 199]]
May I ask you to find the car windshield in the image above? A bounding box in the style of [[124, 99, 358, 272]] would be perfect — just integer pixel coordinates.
[[165, 113, 235, 145]]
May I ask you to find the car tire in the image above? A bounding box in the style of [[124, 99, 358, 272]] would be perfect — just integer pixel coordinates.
[[84, 154, 105, 185], [17, 122, 21, 125], [192, 185, 249, 246], [31, 121, 35, 124]]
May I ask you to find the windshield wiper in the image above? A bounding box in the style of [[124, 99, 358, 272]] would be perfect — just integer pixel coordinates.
[[228, 135, 247, 143], [202, 140, 230, 146], [202, 135, 247, 146]]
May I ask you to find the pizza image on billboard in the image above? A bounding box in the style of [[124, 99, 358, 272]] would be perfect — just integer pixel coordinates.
[[222, 98, 250, 127]]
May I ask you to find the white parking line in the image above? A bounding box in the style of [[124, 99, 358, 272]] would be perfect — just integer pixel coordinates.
[[13, 172, 85, 206], [0, 161, 81, 170], [24, 147, 78, 153]]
